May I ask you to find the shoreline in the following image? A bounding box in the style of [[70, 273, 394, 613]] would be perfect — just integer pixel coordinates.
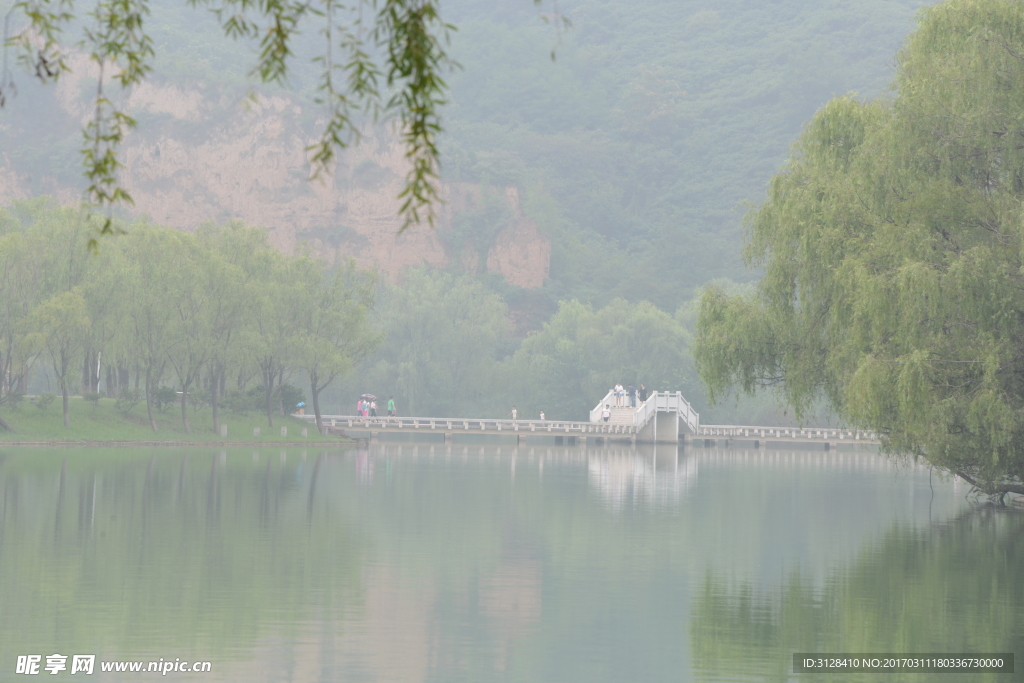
[[0, 439, 356, 447]]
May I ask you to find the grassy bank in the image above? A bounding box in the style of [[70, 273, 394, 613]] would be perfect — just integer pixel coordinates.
[[0, 396, 340, 444]]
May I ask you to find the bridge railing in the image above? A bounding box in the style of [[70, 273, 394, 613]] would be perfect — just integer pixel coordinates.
[[296, 414, 879, 442], [297, 414, 643, 435], [631, 392, 657, 428], [695, 424, 878, 442], [589, 390, 616, 422], [628, 391, 700, 434]]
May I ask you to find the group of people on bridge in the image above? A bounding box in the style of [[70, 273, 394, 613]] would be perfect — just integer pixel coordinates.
[[355, 396, 396, 420], [613, 383, 648, 408]]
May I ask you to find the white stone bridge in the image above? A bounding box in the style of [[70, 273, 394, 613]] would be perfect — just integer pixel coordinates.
[[298, 390, 879, 447]]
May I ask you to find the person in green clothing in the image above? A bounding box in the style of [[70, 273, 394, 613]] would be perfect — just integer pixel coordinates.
[[387, 397, 396, 419]]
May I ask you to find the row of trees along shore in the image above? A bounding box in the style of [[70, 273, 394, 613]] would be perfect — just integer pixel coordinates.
[[694, 0, 1024, 499], [2, 198, 711, 431], [0, 200, 379, 435]]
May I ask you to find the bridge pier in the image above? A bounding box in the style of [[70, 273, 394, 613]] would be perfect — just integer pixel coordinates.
[[637, 409, 680, 443]]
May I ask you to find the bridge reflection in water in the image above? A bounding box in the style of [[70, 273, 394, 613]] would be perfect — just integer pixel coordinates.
[[347, 441, 901, 514]]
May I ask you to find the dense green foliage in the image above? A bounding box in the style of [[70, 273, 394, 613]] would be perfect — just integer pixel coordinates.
[[0, 199, 377, 435], [327, 271, 797, 422], [1, 201, 801, 428], [508, 298, 692, 419], [695, 0, 1024, 495], [360, 267, 512, 417], [328, 270, 701, 420]]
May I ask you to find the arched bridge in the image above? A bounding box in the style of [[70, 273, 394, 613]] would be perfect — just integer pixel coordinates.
[[589, 390, 878, 446]]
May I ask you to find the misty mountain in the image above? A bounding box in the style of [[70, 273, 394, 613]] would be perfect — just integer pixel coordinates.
[[0, 0, 925, 313]]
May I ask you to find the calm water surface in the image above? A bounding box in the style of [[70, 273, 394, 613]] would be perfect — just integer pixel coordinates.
[[1, 443, 1020, 682]]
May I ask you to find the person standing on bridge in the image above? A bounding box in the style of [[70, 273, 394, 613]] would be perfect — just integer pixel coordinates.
[[387, 396, 396, 419], [509, 406, 518, 422], [602, 404, 611, 422], [614, 383, 624, 407], [638, 384, 648, 403], [627, 384, 636, 408], [539, 410, 545, 421]]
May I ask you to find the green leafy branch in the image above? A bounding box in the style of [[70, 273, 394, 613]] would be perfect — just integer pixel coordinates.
[[82, 0, 154, 246]]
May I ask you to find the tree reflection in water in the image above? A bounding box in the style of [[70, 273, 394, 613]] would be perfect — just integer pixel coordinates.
[[690, 508, 1024, 682]]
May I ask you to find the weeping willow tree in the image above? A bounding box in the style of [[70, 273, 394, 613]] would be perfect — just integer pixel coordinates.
[[694, 0, 1024, 497]]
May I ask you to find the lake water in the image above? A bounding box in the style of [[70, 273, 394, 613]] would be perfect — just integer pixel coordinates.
[[1, 443, 1020, 682]]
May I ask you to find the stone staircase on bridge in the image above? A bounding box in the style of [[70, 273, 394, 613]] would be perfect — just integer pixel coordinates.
[[590, 390, 700, 443], [601, 406, 639, 425], [587, 389, 879, 445]]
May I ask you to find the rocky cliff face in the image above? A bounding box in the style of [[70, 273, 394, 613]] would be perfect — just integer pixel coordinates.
[[0, 71, 550, 288]]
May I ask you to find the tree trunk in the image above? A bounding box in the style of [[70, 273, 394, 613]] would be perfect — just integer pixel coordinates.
[[61, 382, 70, 428], [82, 351, 91, 395], [211, 363, 220, 434], [181, 382, 191, 435], [277, 368, 286, 416], [0, 413, 12, 432], [311, 373, 324, 435], [145, 365, 158, 433], [956, 470, 1024, 497], [263, 361, 275, 428]]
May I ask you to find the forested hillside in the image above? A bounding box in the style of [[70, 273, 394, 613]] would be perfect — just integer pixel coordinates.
[[0, 0, 927, 421], [440, 0, 925, 308]]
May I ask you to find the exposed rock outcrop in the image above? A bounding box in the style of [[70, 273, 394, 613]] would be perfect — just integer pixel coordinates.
[[1, 73, 551, 287], [485, 188, 551, 289]]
